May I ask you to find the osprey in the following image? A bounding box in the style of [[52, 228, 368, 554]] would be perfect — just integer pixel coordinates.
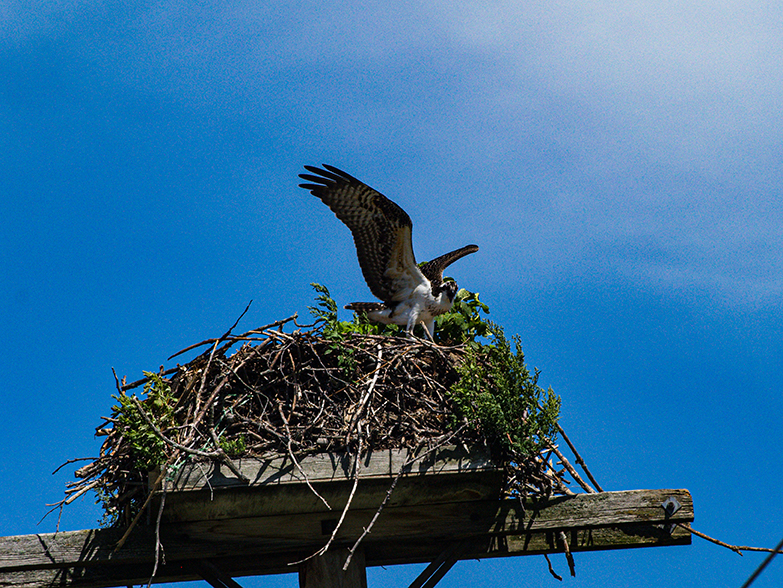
[[299, 164, 478, 339]]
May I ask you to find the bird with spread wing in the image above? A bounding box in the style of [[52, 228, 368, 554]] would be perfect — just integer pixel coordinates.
[[299, 164, 478, 340]]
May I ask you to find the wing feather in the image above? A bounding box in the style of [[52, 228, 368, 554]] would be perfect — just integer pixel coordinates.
[[419, 244, 479, 288], [300, 164, 425, 303]]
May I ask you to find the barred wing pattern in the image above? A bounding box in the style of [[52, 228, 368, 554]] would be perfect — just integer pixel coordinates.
[[419, 244, 480, 290], [299, 164, 426, 303]]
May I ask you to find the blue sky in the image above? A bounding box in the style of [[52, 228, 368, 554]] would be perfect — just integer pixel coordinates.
[[2, 1, 782, 587]]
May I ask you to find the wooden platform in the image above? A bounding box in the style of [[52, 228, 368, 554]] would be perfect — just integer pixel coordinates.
[[0, 448, 694, 588], [157, 445, 504, 523]]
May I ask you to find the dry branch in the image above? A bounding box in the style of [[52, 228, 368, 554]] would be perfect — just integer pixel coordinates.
[[678, 523, 783, 556]]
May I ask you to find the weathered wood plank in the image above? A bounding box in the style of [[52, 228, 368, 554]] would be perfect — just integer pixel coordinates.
[[161, 488, 693, 551], [158, 446, 504, 523], [0, 489, 693, 588], [160, 470, 505, 522], [166, 446, 497, 492], [0, 525, 691, 588]]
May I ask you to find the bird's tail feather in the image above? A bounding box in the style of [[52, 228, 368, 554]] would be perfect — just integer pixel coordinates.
[[345, 302, 388, 312]]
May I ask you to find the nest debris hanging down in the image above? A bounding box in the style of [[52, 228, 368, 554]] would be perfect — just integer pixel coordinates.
[[59, 287, 580, 529]]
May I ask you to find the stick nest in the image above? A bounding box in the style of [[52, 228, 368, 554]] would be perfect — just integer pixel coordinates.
[[60, 303, 574, 528]]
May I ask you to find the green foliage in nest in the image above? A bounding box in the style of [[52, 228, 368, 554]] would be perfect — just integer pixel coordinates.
[[219, 434, 247, 458], [95, 485, 120, 528], [308, 283, 400, 377], [308, 282, 492, 345], [309, 283, 561, 458], [112, 371, 175, 471], [308, 282, 400, 339], [434, 287, 492, 345], [448, 325, 561, 457]]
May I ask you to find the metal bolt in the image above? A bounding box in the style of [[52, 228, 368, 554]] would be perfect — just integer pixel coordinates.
[[662, 496, 681, 516]]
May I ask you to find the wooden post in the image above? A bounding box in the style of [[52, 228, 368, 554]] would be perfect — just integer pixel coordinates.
[[299, 548, 367, 588]]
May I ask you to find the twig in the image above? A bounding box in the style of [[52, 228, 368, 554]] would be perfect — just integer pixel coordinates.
[[543, 554, 562, 581], [556, 424, 603, 492], [346, 344, 383, 444], [39, 479, 101, 524], [222, 300, 254, 338], [207, 427, 249, 483], [147, 474, 167, 588], [678, 523, 783, 556], [342, 425, 470, 570], [121, 367, 180, 392], [678, 523, 742, 555], [111, 367, 123, 395], [131, 397, 221, 459], [194, 339, 222, 418], [187, 303, 257, 417], [167, 312, 297, 360], [548, 443, 595, 493], [51, 457, 99, 476], [291, 434, 363, 566], [293, 316, 319, 329], [278, 403, 332, 511], [194, 461, 215, 501], [541, 454, 576, 496], [113, 467, 166, 553], [342, 443, 418, 571], [62, 480, 100, 505], [557, 531, 576, 576]]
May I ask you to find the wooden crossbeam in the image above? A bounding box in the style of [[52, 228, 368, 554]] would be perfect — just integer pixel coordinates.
[[0, 489, 692, 588]]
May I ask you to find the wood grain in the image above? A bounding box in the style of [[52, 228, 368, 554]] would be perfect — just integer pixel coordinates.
[[0, 488, 693, 588]]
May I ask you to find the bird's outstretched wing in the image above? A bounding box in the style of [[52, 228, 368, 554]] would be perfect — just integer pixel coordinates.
[[299, 164, 425, 303], [419, 244, 480, 289]]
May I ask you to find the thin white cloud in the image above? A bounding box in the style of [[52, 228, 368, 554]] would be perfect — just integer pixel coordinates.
[[418, 1, 783, 303], [433, 1, 783, 166], [6, 0, 781, 304]]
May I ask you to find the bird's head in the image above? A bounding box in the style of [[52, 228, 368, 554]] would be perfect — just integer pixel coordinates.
[[434, 278, 459, 303]]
